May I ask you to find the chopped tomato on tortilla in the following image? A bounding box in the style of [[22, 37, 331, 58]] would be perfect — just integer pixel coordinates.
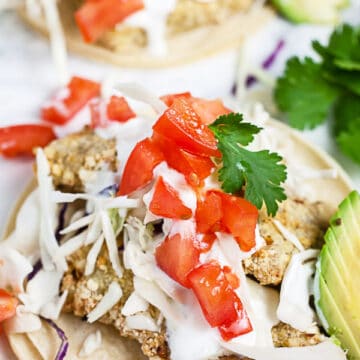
[[106, 95, 136, 123], [153, 98, 221, 158], [118, 137, 164, 195], [75, 0, 144, 43], [152, 132, 214, 187], [218, 308, 253, 341], [188, 262, 244, 328], [149, 176, 192, 220], [155, 232, 200, 288], [160, 92, 192, 107], [0, 289, 18, 323], [195, 191, 223, 234], [0, 125, 56, 157], [190, 98, 231, 125], [42, 76, 100, 125], [218, 193, 258, 252]]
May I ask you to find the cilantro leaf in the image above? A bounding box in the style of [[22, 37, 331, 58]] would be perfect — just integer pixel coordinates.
[[336, 125, 360, 164], [334, 94, 360, 164], [274, 57, 340, 130], [210, 113, 261, 146], [322, 65, 360, 96], [313, 25, 360, 71], [210, 113, 287, 216]]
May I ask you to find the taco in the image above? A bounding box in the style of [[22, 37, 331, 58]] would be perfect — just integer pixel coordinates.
[[0, 85, 353, 360], [18, 0, 273, 67]]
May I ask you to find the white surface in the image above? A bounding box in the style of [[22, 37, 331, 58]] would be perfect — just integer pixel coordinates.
[[0, 5, 359, 235]]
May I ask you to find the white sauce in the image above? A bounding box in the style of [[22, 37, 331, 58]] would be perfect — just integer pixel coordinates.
[[277, 249, 319, 332], [121, 0, 177, 56]]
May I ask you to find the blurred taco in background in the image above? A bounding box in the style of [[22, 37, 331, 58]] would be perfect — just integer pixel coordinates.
[[18, 0, 273, 67]]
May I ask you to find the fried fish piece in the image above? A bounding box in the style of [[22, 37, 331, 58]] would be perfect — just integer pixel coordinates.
[[271, 322, 323, 347], [44, 129, 117, 192], [243, 199, 329, 285], [61, 242, 169, 359]]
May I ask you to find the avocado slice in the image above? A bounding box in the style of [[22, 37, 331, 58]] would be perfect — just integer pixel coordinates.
[[271, 0, 349, 24], [314, 191, 360, 359]]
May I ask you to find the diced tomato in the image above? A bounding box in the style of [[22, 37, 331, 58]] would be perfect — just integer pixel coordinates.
[[153, 98, 221, 158], [0, 289, 18, 323], [75, 0, 144, 43], [191, 98, 231, 125], [0, 125, 56, 158], [223, 266, 240, 289], [107, 95, 136, 123], [218, 193, 258, 252], [160, 92, 192, 107], [188, 262, 242, 327], [196, 233, 217, 253], [118, 138, 164, 195], [218, 308, 253, 341], [42, 76, 100, 125], [149, 176, 192, 220], [195, 191, 223, 234], [152, 133, 214, 187], [155, 233, 200, 288]]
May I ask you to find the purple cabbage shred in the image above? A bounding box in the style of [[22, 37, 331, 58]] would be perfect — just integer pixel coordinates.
[[98, 184, 118, 197], [232, 39, 285, 94], [41, 317, 68, 360], [55, 203, 68, 243], [26, 259, 42, 282]]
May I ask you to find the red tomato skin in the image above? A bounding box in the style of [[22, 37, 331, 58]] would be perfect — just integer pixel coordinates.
[[152, 98, 221, 158], [218, 193, 258, 252], [0, 289, 18, 323], [218, 308, 253, 341], [155, 233, 200, 288], [188, 262, 241, 327], [0, 125, 56, 157], [42, 77, 100, 125], [118, 138, 164, 195], [75, 0, 144, 43], [149, 176, 192, 220], [152, 132, 214, 187], [223, 266, 240, 289], [195, 191, 223, 234], [191, 98, 231, 125], [107, 96, 136, 123], [160, 92, 192, 107]]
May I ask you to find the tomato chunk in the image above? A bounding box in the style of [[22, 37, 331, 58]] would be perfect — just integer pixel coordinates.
[[196, 233, 217, 253], [107, 96, 136, 123], [75, 0, 144, 43], [0, 125, 56, 158], [218, 193, 258, 252], [155, 233, 200, 288], [218, 308, 253, 341], [118, 138, 164, 195], [160, 92, 192, 107], [152, 133, 214, 187], [149, 176, 192, 220], [153, 98, 221, 157], [191, 98, 231, 125], [42, 76, 100, 125], [188, 262, 242, 327], [195, 191, 223, 234], [0, 289, 18, 323]]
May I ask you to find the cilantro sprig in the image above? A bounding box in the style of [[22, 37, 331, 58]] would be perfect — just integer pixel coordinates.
[[274, 24, 360, 165], [209, 113, 287, 216]]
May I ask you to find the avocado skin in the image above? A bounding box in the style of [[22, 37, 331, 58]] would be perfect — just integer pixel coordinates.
[[315, 191, 360, 359], [271, 0, 349, 24]]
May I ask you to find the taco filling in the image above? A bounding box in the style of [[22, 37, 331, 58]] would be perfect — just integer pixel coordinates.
[[0, 80, 351, 359]]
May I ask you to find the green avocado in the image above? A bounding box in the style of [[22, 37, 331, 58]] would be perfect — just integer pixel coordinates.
[[314, 191, 360, 359], [271, 0, 349, 24]]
